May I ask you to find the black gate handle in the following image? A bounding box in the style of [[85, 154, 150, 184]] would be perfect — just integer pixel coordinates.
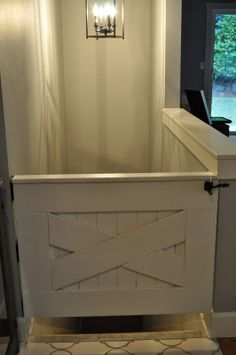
[[204, 181, 230, 195]]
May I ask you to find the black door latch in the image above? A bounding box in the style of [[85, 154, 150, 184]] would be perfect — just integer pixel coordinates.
[[204, 181, 230, 195]]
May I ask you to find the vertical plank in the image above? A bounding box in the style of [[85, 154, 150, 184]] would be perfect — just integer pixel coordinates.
[[137, 274, 157, 288], [117, 212, 137, 234], [184, 209, 217, 288], [99, 270, 117, 289], [16, 213, 51, 292], [80, 277, 99, 290], [97, 213, 117, 234], [50, 246, 58, 261], [155, 279, 173, 288], [117, 268, 137, 289], [117, 212, 137, 288]]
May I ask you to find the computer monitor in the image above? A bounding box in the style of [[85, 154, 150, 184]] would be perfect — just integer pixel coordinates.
[[185, 89, 212, 125], [185, 89, 232, 136]]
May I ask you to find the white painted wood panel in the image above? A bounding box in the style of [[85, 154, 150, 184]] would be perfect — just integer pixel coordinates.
[[155, 279, 173, 288], [60, 213, 77, 221], [12, 172, 216, 184], [163, 108, 236, 179], [22, 288, 213, 317], [13, 174, 218, 317], [52, 212, 186, 290], [115, 212, 137, 288], [162, 125, 207, 173], [117, 212, 137, 234], [117, 268, 137, 289], [79, 277, 98, 290], [77, 213, 97, 228], [136, 275, 157, 288], [50, 247, 71, 260], [157, 211, 176, 220], [184, 209, 217, 288], [164, 116, 217, 175], [99, 270, 117, 290], [97, 213, 117, 235], [13, 180, 217, 213], [62, 284, 79, 291], [125, 251, 185, 286], [49, 214, 114, 252], [136, 212, 157, 226], [16, 213, 51, 292], [176, 242, 185, 257]]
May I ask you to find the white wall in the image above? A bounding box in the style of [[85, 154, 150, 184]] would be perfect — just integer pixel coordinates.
[[61, 0, 150, 173], [149, 0, 182, 172], [162, 127, 207, 172], [149, 0, 166, 172], [0, 0, 37, 174], [0, 0, 182, 175], [165, 0, 182, 108], [0, 0, 67, 175], [34, 0, 67, 173]]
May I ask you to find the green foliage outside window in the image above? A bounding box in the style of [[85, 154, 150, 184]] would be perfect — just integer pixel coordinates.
[[213, 14, 236, 80]]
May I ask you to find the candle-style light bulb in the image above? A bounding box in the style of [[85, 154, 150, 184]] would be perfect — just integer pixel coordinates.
[[93, 4, 98, 16], [92, 1, 116, 35]]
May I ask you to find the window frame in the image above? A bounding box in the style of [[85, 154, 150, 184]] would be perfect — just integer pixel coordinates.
[[204, 3, 236, 115]]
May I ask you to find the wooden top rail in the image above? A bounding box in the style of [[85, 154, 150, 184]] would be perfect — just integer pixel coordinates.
[[12, 172, 215, 184], [163, 108, 236, 179]]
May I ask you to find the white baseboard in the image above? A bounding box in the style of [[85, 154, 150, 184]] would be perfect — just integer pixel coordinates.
[[209, 312, 236, 338], [17, 317, 33, 343]]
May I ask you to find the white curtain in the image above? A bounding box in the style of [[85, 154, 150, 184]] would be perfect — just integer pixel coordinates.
[[33, 0, 67, 174]]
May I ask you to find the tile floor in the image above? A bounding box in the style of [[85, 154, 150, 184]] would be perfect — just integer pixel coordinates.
[[23, 337, 222, 355], [20, 316, 223, 355]]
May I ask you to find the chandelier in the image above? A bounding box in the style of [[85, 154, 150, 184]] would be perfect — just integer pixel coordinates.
[[86, 0, 124, 39]]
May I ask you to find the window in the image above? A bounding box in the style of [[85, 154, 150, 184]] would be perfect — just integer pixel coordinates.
[[205, 4, 236, 133]]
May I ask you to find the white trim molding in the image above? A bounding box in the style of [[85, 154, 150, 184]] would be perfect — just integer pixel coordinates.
[[209, 312, 236, 338], [17, 317, 33, 343]]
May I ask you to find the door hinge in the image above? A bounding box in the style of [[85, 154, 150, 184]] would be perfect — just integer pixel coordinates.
[[204, 181, 230, 195]]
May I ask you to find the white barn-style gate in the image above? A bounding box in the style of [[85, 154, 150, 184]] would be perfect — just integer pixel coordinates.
[[13, 172, 217, 317], [12, 107, 236, 338]]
